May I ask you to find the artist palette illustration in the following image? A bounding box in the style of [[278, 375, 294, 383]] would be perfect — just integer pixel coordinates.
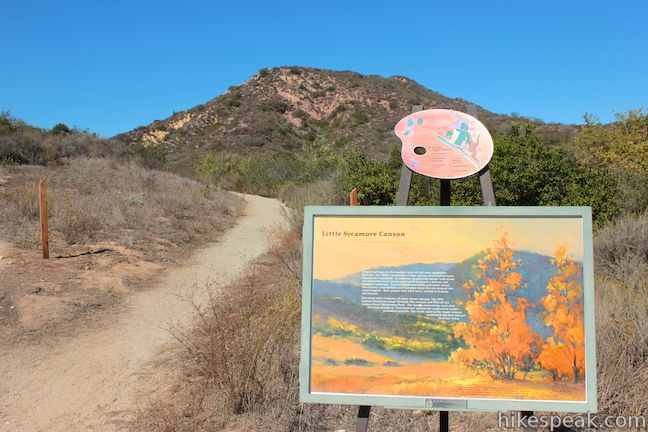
[[394, 109, 494, 179]]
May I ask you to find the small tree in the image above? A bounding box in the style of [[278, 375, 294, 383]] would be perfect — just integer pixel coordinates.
[[451, 230, 541, 379], [537, 246, 585, 383]]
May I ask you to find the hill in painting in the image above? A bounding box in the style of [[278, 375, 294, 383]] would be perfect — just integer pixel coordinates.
[[313, 249, 582, 342]]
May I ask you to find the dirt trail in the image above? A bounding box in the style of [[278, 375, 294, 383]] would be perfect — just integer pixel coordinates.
[[0, 194, 288, 432]]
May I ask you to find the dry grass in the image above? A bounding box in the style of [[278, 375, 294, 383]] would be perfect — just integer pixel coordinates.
[[130, 227, 305, 431], [132, 212, 648, 432], [0, 157, 241, 258], [593, 212, 648, 417], [0, 157, 242, 338], [277, 177, 342, 226]]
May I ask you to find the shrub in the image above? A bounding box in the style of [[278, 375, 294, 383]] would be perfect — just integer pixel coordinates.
[[52, 123, 71, 135], [224, 92, 242, 108], [0, 131, 63, 164], [337, 129, 619, 227], [336, 147, 399, 205], [352, 110, 368, 125], [55, 194, 101, 244], [0, 116, 124, 165], [4, 185, 39, 220], [171, 231, 302, 416], [242, 137, 266, 148], [261, 99, 289, 113], [575, 109, 648, 213], [329, 104, 348, 118], [0, 112, 18, 134], [195, 142, 341, 197], [594, 211, 648, 282], [258, 68, 270, 77], [127, 143, 167, 169], [293, 109, 309, 120]]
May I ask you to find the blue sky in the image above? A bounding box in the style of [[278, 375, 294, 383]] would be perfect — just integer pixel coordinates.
[[1, 0, 646, 137]]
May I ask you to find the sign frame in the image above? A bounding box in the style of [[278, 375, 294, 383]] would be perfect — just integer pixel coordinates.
[[299, 205, 597, 413]]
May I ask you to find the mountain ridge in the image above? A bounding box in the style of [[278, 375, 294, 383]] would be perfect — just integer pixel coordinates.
[[116, 66, 577, 171]]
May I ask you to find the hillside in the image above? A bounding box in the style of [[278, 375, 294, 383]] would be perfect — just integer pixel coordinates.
[[313, 250, 570, 341], [0, 158, 240, 338], [116, 66, 576, 171]]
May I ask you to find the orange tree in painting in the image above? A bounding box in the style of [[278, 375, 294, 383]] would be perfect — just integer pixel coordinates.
[[451, 230, 541, 379], [537, 246, 585, 383]]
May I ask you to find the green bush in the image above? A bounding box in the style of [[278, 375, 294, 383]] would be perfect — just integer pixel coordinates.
[[258, 68, 270, 77], [0, 112, 18, 134], [127, 143, 167, 169], [195, 142, 341, 197], [352, 110, 369, 125], [293, 109, 309, 120], [574, 110, 648, 213], [52, 123, 71, 135], [0, 113, 124, 165], [261, 99, 289, 113], [242, 137, 266, 147], [337, 147, 399, 205], [337, 128, 619, 227]]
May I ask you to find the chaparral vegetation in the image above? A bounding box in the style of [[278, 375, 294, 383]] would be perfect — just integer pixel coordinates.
[[124, 70, 647, 430], [2, 66, 646, 431]]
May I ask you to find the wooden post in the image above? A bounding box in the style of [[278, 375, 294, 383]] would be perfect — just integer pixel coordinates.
[[350, 188, 359, 206], [38, 178, 49, 259]]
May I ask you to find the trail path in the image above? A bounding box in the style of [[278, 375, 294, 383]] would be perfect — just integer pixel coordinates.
[[0, 194, 288, 432]]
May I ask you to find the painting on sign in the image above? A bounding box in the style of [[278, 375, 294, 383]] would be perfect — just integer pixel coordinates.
[[395, 109, 494, 179], [301, 207, 597, 412]]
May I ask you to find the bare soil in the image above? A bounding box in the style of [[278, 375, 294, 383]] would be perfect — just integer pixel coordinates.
[[0, 193, 288, 432]]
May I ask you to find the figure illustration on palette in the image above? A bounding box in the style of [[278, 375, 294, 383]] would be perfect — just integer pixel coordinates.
[[394, 109, 494, 179]]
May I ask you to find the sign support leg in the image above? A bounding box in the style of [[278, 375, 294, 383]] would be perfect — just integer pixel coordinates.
[[521, 410, 536, 431], [478, 165, 496, 206], [396, 164, 413, 205], [355, 405, 371, 432], [438, 177, 451, 431], [440, 410, 449, 432], [440, 179, 451, 206]]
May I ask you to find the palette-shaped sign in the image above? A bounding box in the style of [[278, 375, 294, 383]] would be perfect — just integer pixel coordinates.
[[395, 109, 494, 179]]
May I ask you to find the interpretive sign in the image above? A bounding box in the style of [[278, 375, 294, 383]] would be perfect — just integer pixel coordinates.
[[300, 206, 597, 413], [395, 109, 494, 179]]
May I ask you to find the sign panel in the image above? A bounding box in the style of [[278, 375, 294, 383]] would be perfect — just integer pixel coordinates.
[[395, 109, 494, 179], [300, 206, 597, 413]]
